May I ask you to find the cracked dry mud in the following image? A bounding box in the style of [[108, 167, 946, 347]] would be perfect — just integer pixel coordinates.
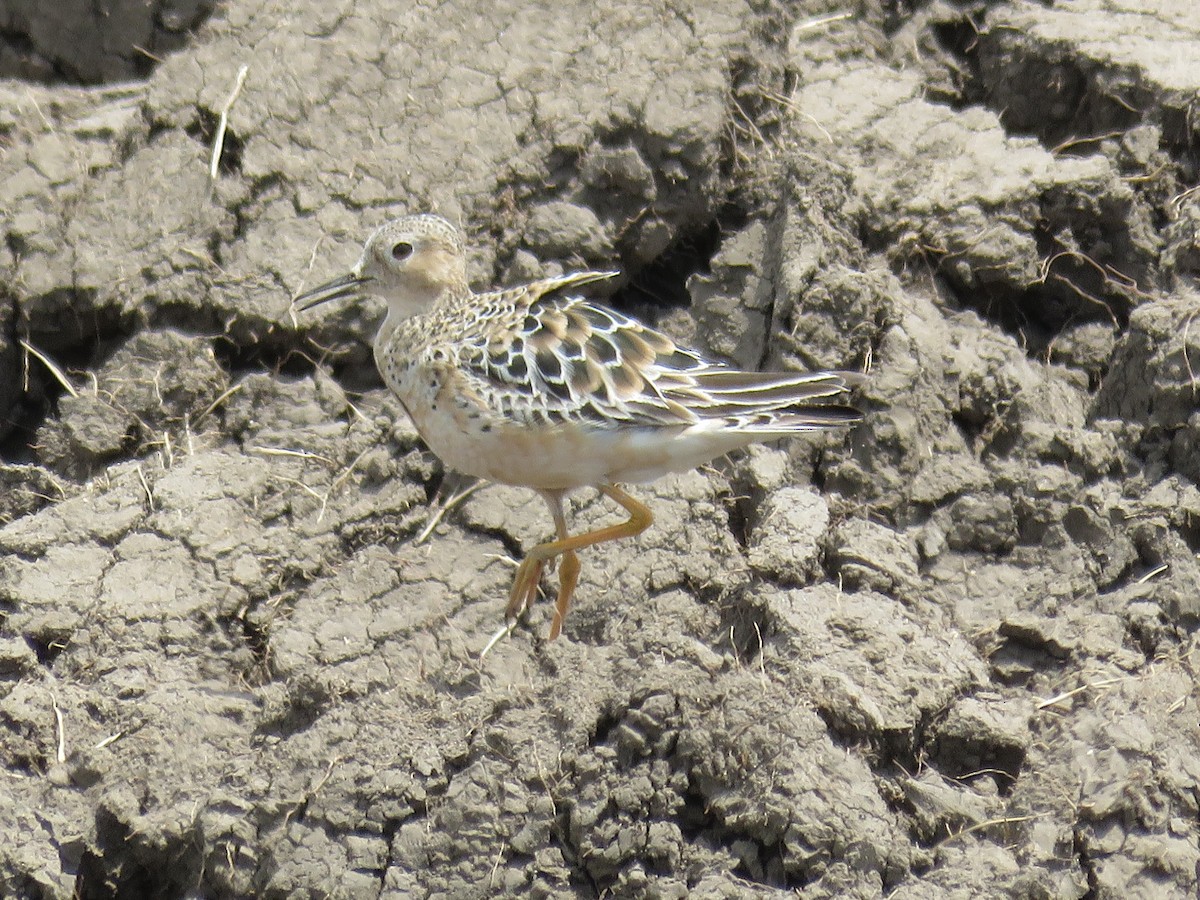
[[1, 1, 1199, 898]]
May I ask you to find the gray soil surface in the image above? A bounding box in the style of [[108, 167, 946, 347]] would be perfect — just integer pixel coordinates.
[[2, 0, 1199, 897]]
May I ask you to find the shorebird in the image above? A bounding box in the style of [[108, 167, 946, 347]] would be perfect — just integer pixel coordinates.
[[293, 214, 863, 651]]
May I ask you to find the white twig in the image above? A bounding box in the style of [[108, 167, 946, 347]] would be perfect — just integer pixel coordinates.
[[136, 464, 155, 511], [1036, 676, 1123, 710], [95, 731, 126, 750], [248, 446, 336, 465], [1136, 563, 1169, 584], [414, 478, 483, 545], [194, 382, 244, 427], [51, 695, 66, 763], [210, 64, 249, 183], [19, 339, 78, 398], [794, 11, 853, 32]]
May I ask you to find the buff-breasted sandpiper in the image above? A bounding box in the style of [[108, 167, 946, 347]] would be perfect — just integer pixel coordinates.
[[293, 213, 863, 651]]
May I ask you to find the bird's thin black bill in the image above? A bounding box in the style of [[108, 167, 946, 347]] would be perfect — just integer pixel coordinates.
[[292, 272, 368, 311]]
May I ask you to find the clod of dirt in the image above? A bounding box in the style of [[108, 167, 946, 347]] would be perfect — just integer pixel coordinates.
[[791, 44, 1148, 333], [830, 517, 919, 596], [1049, 320, 1119, 377], [36, 330, 227, 479], [1162, 192, 1200, 278], [980, 1, 1200, 152], [930, 693, 1031, 788], [522, 200, 612, 260], [770, 155, 895, 373], [946, 494, 1018, 554], [688, 218, 773, 368], [761, 584, 988, 739], [13, 132, 237, 356], [0, 464, 67, 524], [747, 485, 829, 585], [1092, 289, 1200, 430]]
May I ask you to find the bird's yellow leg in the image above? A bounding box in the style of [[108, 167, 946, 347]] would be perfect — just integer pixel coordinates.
[[544, 499, 580, 641], [537, 485, 654, 639], [499, 490, 567, 635], [484, 485, 653, 654], [482, 555, 544, 657]]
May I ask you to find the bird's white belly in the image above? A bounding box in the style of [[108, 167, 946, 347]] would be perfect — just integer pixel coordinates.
[[389, 363, 757, 490], [415, 408, 754, 490], [420, 413, 645, 490]]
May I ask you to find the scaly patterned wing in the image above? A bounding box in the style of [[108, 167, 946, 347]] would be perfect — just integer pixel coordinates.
[[461, 272, 861, 431]]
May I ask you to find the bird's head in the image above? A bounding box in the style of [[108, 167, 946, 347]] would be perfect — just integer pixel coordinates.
[[293, 213, 469, 322]]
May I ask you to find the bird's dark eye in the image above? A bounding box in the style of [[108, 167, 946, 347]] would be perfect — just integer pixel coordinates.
[[391, 241, 413, 260]]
